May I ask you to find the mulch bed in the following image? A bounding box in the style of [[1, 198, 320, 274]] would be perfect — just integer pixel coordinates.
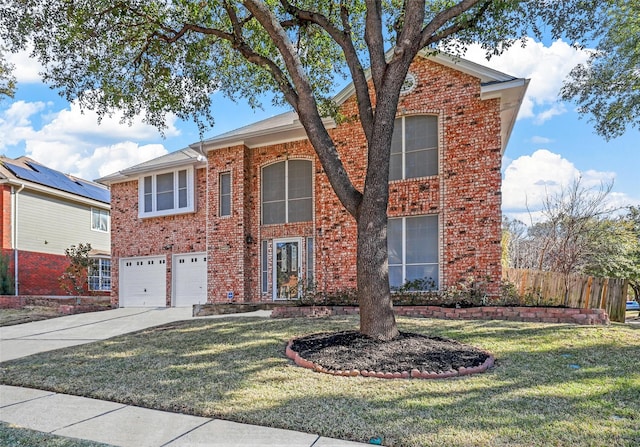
[[286, 330, 494, 379]]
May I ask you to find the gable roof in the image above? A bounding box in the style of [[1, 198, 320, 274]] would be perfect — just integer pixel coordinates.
[[96, 148, 207, 185], [0, 156, 110, 205], [196, 51, 528, 154]]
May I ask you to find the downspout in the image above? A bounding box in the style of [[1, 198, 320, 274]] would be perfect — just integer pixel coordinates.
[[198, 141, 209, 306], [11, 183, 25, 295]]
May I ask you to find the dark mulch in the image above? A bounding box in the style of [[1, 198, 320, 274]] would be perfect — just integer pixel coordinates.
[[290, 330, 490, 373]]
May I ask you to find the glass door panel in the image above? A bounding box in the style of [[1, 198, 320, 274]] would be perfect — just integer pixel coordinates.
[[274, 239, 300, 300]]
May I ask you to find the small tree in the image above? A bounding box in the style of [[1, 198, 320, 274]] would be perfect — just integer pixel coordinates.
[[0, 252, 15, 295], [584, 205, 640, 300], [59, 243, 95, 296]]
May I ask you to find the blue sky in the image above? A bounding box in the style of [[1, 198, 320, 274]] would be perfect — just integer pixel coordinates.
[[0, 37, 637, 222]]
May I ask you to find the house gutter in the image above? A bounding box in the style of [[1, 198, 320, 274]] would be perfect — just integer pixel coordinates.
[[11, 182, 25, 295]]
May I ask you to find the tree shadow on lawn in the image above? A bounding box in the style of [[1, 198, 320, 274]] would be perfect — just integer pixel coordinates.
[[232, 342, 639, 446], [1, 316, 638, 446]]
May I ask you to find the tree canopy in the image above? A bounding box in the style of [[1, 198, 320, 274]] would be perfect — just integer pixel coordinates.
[[0, 50, 15, 99], [561, 0, 640, 140], [0, 0, 608, 339]]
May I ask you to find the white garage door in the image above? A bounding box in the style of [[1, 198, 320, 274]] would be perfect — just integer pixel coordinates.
[[119, 256, 166, 307], [173, 253, 207, 307]]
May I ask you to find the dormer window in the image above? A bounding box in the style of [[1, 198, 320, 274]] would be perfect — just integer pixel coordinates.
[[138, 167, 195, 218]]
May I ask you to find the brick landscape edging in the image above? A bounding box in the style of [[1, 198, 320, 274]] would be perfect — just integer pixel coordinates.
[[285, 339, 495, 379], [272, 305, 610, 325], [0, 295, 112, 314]]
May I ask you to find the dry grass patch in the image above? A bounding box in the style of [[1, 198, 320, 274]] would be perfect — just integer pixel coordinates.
[[0, 422, 113, 446], [1, 316, 639, 447], [0, 307, 63, 326]]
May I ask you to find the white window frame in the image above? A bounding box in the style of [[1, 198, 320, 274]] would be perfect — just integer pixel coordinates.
[[390, 115, 438, 181], [261, 159, 313, 225], [89, 257, 111, 291], [138, 166, 195, 218], [91, 208, 110, 232], [219, 171, 231, 217], [388, 215, 439, 291]]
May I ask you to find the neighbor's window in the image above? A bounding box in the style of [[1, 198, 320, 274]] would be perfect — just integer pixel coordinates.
[[390, 115, 438, 180], [91, 208, 110, 232], [138, 167, 195, 218], [89, 258, 111, 291], [388, 215, 439, 290], [261, 160, 312, 225], [219, 172, 231, 217]]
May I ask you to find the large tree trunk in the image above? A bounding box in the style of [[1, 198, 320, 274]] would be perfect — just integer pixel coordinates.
[[356, 200, 399, 340], [355, 95, 403, 341]]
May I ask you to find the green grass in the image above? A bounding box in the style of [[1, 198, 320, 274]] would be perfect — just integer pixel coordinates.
[[0, 422, 113, 447], [1, 316, 639, 447]]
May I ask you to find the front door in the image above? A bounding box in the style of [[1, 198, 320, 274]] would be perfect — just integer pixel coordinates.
[[273, 239, 301, 300]]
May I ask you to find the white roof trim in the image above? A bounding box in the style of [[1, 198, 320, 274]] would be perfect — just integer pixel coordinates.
[[97, 149, 206, 185], [197, 116, 337, 151]]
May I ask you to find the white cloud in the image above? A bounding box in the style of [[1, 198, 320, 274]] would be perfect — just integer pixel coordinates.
[[1, 97, 177, 180], [77, 142, 168, 179], [503, 149, 581, 211], [0, 100, 44, 148], [533, 103, 566, 125], [39, 99, 180, 140], [530, 136, 553, 144], [4, 47, 43, 84], [502, 149, 636, 222], [462, 38, 590, 123]]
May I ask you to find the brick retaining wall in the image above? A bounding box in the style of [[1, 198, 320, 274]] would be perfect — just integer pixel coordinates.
[[0, 295, 112, 314], [271, 305, 610, 325]]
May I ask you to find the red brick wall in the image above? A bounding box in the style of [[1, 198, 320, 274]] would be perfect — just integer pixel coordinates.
[[111, 56, 503, 305], [271, 305, 610, 325], [3, 249, 69, 295]]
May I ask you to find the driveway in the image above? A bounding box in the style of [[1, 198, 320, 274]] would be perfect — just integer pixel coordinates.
[[0, 307, 271, 362]]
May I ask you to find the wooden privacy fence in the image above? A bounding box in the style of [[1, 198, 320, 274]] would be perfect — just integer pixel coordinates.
[[503, 268, 628, 323]]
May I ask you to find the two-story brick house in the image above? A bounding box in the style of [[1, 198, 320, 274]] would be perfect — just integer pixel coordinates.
[[98, 52, 528, 307]]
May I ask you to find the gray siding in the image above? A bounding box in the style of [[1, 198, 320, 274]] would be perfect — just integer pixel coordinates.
[[16, 190, 110, 255]]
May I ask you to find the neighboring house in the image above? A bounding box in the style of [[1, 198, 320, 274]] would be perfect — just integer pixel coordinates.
[[0, 156, 111, 295], [99, 52, 528, 308]]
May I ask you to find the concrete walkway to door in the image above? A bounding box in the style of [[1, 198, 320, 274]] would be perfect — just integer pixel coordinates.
[[0, 308, 371, 446]]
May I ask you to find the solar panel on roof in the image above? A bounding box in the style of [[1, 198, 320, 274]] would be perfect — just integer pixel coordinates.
[[3, 161, 110, 204], [3, 162, 42, 184]]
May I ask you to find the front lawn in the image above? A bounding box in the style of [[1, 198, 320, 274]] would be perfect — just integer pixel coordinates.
[[1, 316, 638, 447], [0, 422, 113, 447]]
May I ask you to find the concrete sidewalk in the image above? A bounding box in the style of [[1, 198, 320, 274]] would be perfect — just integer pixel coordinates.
[[0, 308, 373, 446]]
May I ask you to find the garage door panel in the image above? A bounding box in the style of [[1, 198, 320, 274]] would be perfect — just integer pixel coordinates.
[[120, 256, 166, 307], [173, 253, 207, 307]]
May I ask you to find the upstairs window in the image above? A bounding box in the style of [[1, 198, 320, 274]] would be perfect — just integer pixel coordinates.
[[262, 160, 312, 225], [390, 115, 438, 180], [219, 172, 231, 217], [139, 167, 195, 218], [91, 208, 110, 232]]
